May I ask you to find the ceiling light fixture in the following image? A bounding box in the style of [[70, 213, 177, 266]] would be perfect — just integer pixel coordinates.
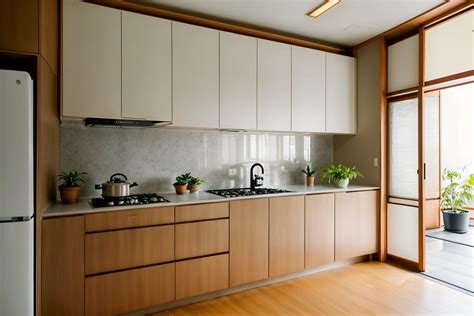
[[307, 0, 341, 18]]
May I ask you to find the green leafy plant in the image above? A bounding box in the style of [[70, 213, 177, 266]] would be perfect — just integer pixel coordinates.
[[58, 171, 87, 186], [174, 172, 192, 185], [319, 164, 362, 184], [188, 176, 205, 186], [302, 165, 315, 177], [441, 168, 474, 214]]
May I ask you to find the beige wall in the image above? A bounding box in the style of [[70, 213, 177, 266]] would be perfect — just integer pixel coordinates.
[[333, 40, 381, 186]]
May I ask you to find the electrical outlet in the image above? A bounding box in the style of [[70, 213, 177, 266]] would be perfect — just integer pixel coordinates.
[[373, 158, 378, 167]]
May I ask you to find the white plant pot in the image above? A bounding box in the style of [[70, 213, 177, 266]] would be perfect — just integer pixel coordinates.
[[335, 178, 349, 189]]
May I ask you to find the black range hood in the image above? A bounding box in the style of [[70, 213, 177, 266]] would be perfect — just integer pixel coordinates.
[[84, 118, 172, 128]]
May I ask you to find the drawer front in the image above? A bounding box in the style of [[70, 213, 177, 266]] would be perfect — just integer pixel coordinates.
[[85, 263, 175, 316], [85, 225, 174, 275], [176, 254, 229, 300], [175, 202, 229, 222], [175, 219, 229, 260], [85, 206, 174, 232]]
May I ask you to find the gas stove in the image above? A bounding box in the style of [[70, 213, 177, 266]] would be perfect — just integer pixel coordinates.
[[90, 193, 169, 208], [207, 188, 293, 198]]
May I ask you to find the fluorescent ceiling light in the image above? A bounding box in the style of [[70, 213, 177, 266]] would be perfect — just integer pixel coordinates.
[[307, 0, 341, 18]]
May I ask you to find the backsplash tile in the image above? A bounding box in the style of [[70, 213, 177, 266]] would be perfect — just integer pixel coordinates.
[[60, 125, 332, 196]]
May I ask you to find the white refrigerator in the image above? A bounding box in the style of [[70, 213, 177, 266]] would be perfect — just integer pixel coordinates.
[[0, 69, 34, 316]]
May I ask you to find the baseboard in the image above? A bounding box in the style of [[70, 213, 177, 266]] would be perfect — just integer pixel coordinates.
[[126, 255, 369, 316]]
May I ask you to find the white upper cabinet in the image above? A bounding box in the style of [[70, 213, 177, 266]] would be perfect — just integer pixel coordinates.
[[62, 0, 121, 119], [257, 39, 291, 131], [425, 11, 473, 82], [220, 32, 257, 130], [388, 35, 419, 93], [172, 22, 219, 128], [326, 53, 356, 134], [122, 11, 172, 121], [291, 46, 326, 133]]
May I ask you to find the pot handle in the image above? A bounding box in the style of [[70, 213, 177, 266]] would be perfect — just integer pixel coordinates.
[[95, 184, 102, 190], [131, 182, 139, 187], [110, 173, 128, 182]]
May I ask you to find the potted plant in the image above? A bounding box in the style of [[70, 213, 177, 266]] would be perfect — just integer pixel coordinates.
[[319, 164, 362, 189], [441, 168, 473, 234], [187, 176, 205, 193], [58, 171, 87, 204], [174, 172, 192, 195], [302, 165, 316, 186]]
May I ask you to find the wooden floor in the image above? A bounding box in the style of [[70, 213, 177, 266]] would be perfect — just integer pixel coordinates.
[[151, 262, 473, 315]]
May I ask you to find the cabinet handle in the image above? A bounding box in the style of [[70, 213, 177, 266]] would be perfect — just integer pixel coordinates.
[[127, 215, 137, 219], [423, 163, 426, 180]]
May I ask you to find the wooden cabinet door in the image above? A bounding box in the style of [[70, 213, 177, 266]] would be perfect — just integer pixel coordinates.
[[291, 46, 326, 132], [269, 195, 305, 277], [425, 10, 473, 81], [305, 194, 335, 268], [122, 11, 172, 121], [220, 31, 257, 130], [42, 216, 84, 316], [388, 35, 419, 93], [257, 39, 291, 131], [85, 263, 175, 316], [176, 254, 229, 300], [172, 22, 219, 128], [326, 53, 356, 134], [230, 198, 269, 287], [62, 0, 121, 119], [0, 0, 38, 54], [335, 191, 378, 260]]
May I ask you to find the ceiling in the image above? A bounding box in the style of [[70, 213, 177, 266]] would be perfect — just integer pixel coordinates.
[[134, 0, 445, 47]]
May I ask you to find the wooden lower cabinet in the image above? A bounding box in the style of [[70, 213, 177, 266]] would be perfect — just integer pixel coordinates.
[[335, 191, 378, 260], [305, 194, 335, 268], [42, 216, 84, 316], [176, 254, 229, 300], [269, 195, 305, 277], [85, 263, 175, 316], [85, 225, 175, 275], [175, 202, 229, 222], [175, 219, 229, 260], [230, 198, 269, 287]]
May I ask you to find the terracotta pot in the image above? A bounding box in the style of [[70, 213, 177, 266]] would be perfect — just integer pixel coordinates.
[[187, 184, 200, 193], [174, 184, 187, 195], [59, 185, 81, 204], [306, 176, 315, 186]]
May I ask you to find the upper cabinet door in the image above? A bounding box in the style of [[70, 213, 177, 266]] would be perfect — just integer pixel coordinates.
[[0, 0, 38, 54], [220, 32, 257, 130], [326, 53, 356, 134], [388, 35, 419, 93], [172, 22, 219, 128], [426, 11, 473, 82], [122, 11, 172, 121], [291, 46, 325, 133], [257, 39, 291, 131], [62, 0, 121, 119]]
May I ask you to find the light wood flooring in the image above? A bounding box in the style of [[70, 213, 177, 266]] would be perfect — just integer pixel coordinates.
[[151, 261, 473, 315]]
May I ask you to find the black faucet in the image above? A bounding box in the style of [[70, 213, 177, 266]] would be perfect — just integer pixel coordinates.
[[250, 163, 264, 190]]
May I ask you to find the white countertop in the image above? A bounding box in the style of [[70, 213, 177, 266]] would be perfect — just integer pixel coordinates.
[[42, 184, 380, 218]]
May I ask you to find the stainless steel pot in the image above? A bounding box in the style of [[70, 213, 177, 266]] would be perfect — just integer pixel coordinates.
[[95, 173, 138, 198]]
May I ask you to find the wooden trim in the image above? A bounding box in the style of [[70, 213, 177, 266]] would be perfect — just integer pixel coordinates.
[[379, 38, 388, 262], [424, 70, 474, 87], [354, 1, 466, 49], [386, 92, 418, 103], [387, 201, 419, 209], [386, 86, 418, 98], [386, 254, 419, 272], [84, 0, 351, 56], [423, 4, 473, 30], [388, 195, 419, 202], [417, 27, 426, 273], [424, 79, 474, 93]]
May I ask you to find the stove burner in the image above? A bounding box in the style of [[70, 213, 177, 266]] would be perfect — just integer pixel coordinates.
[[90, 193, 169, 208], [207, 188, 293, 198]]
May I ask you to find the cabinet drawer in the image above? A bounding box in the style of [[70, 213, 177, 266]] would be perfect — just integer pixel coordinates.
[[175, 202, 229, 222], [176, 254, 229, 300], [85, 207, 174, 232], [85, 263, 175, 316], [85, 225, 174, 275], [175, 219, 229, 260]]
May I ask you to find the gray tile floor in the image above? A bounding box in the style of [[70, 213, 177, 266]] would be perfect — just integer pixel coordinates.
[[423, 228, 474, 293]]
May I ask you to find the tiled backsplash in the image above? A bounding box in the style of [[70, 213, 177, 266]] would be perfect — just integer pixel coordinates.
[[60, 124, 333, 196]]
